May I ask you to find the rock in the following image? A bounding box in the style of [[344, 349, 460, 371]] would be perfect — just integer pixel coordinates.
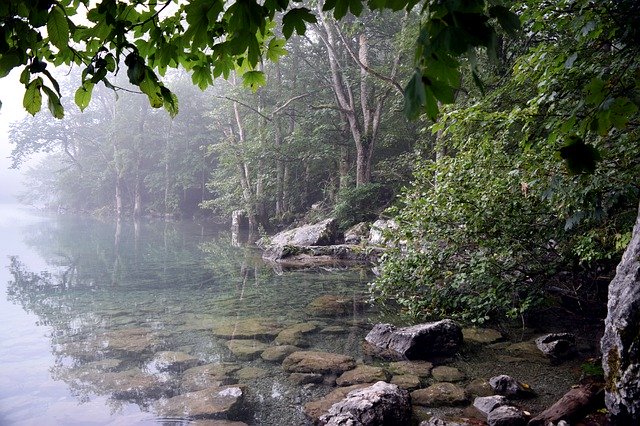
[[601, 206, 640, 423], [335, 365, 388, 386], [263, 244, 381, 268], [462, 328, 503, 344], [318, 381, 411, 426], [388, 360, 433, 377], [156, 385, 244, 419], [150, 351, 201, 372], [191, 420, 248, 426], [365, 320, 463, 360], [181, 364, 240, 392], [473, 395, 508, 416], [225, 339, 268, 360], [289, 373, 324, 385], [211, 317, 282, 339], [411, 383, 467, 407], [275, 322, 318, 346], [368, 219, 398, 246], [100, 327, 159, 356], [303, 384, 370, 422], [390, 374, 421, 390], [85, 358, 122, 371], [234, 367, 268, 381], [465, 378, 493, 398], [419, 417, 469, 426], [282, 351, 356, 375], [489, 375, 535, 398], [432, 366, 466, 382], [261, 345, 299, 362], [264, 218, 337, 249], [535, 333, 577, 360], [320, 325, 347, 334], [307, 295, 363, 317], [344, 222, 370, 244], [486, 405, 527, 426], [505, 341, 549, 363], [99, 368, 165, 400]]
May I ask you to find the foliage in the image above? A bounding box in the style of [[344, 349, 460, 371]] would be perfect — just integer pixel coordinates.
[[333, 182, 390, 230]]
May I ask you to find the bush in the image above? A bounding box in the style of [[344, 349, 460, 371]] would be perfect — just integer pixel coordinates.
[[332, 182, 392, 230]]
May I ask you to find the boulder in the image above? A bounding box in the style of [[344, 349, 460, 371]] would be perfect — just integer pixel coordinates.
[[432, 366, 466, 382], [275, 322, 318, 346], [150, 351, 201, 372], [368, 219, 398, 246], [318, 381, 411, 426], [282, 351, 356, 375], [90, 368, 165, 400], [304, 384, 370, 422], [156, 385, 244, 419], [463, 328, 503, 344], [411, 383, 467, 407], [307, 295, 363, 317], [335, 365, 388, 386], [486, 405, 527, 426], [535, 333, 577, 360], [465, 378, 494, 398], [181, 364, 240, 392], [390, 374, 421, 390], [344, 222, 370, 244], [473, 395, 508, 416], [234, 367, 268, 381], [289, 372, 324, 385], [100, 327, 159, 356], [261, 345, 299, 362], [264, 218, 337, 249], [387, 360, 433, 377], [489, 375, 535, 398], [225, 340, 268, 360], [419, 417, 468, 426], [211, 317, 282, 340], [365, 320, 463, 360]]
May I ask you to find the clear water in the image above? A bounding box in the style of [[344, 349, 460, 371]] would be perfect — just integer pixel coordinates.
[[0, 207, 375, 425]]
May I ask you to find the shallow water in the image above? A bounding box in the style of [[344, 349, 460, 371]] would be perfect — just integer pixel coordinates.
[[0, 207, 593, 425]]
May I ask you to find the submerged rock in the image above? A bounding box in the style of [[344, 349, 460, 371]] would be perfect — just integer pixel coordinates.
[[275, 322, 318, 346], [282, 351, 356, 375], [387, 360, 433, 378], [432, 366, 466, 382], [318, 381, 411, 426], [390, 374, 421, 390], [365, 320, 463, 360], [100, 327, 159, 356], [156, 385, 244, 419], [261, 345, 299, 362], [335, 365, 388, 386], [307, 295, 364, 317], [288, 372, 324, 385], [181, 364, 240, 392], [234, 367, 268, 381], [99, 368, 165, 400], [411, 382, 467, 407], [462, 328, 503, 345], [465, 378, 493, 398], [211, 317, 282, 340], [535, 333, 577, 360], [489, 375, 535, 398], [225, 340, 269, 360], [151, 351, 201, 372]]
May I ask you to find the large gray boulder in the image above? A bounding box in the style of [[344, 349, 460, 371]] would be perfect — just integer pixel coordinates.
[[264, 218, 337, 248], [344, 222, 370, 244], [535, 333, 577, 360], [318, 381, 410, 426], [601, 203, 640, 424], [368, 219, 398, 246], [365, 320, 463, 359]]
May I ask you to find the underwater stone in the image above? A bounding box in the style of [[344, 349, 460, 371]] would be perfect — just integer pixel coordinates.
[[261, 345, 299, 362], [181, 364, 240, 392], [225, 340, 269, 360], [387, 360, 433, 377], [411, 382, 467, 407], [335, 365, 388, 386], [156, 385, 244, 419], [282, 351, 356, 375], [432, 366, 466, 382], [151, 351, 201, 372]]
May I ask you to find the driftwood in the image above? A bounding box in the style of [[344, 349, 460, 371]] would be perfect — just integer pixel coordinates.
[[528, 378, 604, 426]]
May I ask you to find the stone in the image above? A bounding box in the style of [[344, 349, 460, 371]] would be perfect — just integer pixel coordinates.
[[419, 418, 468, 426], [99, 368, 165, 400], [602, 205, 640, 423], [390, 374, 421, 390], [335, 365, 388, 386], [150, 351, 201, 372], [282, 351, 356, 375], [365, 320, 463, 360], [307, 295, 362, 317], [181, 364, 240, 392], [211, 317, 282, 339], [388, 360, 433, 377], [465, 378, 493, 398], [505, 341, 548, 362], [320, 325, 347, 334], [368, 219, 398, 246], [261, 345, 299, 362], [411, 383, 467, 407], [100, 327, 159, 355], [289, 373, 324, 385], [275, 322, 318, 346], [303, 384, 370, 422], [462, 328, 503, 344], [86, 358, 122, 371], [264, 218, 337, 248], [225, 339, 268, 360], [318, 381, 411, 426], [192, 421, 249, 426], [344, 222, 370, 244], [535, 333, 577, 360], [432, 366, 466, 382], [473, 395, 508, 416], [486, 405, 527, 426], [489, 375, 535, 398], [234, 367, 268, 381], [156, 385, 244, 419]]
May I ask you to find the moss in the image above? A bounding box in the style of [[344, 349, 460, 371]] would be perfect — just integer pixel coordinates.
[[606, 347, 621, 394]]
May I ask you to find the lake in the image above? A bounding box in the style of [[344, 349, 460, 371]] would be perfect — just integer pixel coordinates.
[[0, 207, 375, 425]]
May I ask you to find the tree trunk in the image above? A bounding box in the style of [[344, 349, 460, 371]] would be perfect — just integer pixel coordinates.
[[601, 200, 640, 424]]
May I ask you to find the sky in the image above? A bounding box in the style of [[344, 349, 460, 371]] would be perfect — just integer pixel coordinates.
[[0, 70, 30, 204]]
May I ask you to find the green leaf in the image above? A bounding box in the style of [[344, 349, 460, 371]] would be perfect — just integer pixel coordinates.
[[42, 85, 64, 119], [0, 51, 22, 78], [74, 81, 94, 111], [139, 71, 164, 108], [282, 8, 316, 39], [404, 70, 426, 120], [47, 5, 70, 49], [23, 78, 43, 116], [323, 0, 363, 19], [488, 5, 520, 36], [242, 70, 266, 92], [266, 38, 288, 62], [161, 86, 179, 118]]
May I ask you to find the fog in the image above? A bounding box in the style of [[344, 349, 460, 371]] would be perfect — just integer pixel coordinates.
[[0, 71, 26, 203]]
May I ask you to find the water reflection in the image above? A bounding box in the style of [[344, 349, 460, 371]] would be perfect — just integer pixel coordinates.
[[4, 216, 373, 424]]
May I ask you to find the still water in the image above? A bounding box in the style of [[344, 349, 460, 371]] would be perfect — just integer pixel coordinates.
[[0, 206, 375, 425]]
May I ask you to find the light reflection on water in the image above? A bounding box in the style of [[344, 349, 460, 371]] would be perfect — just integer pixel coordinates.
[[0, 207, 374, 425]]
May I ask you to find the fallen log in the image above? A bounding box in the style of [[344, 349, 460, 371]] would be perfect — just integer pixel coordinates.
[[528, 378, 604, 426]]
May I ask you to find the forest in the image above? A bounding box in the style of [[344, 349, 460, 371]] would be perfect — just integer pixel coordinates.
[[2, 0, 640, 424]]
